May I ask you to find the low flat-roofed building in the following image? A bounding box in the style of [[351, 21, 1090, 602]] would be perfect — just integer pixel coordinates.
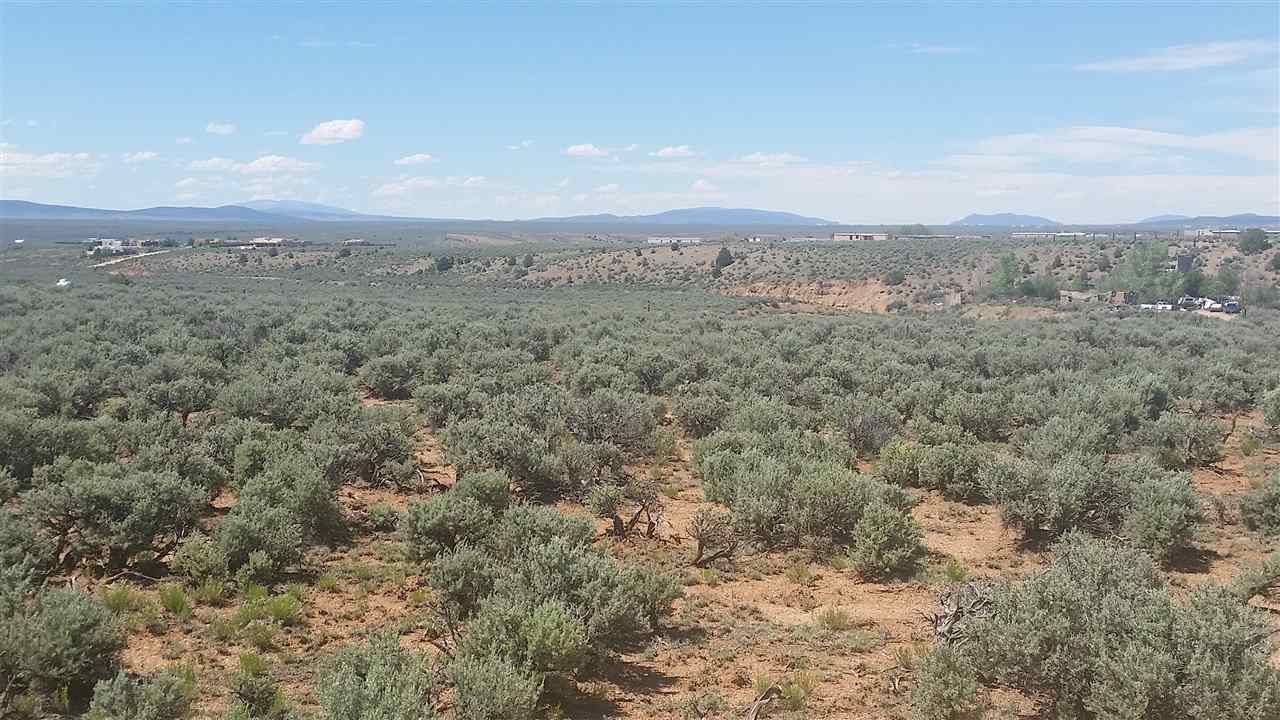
[[646, 236, 703, 245], [832, 232, 888, 241]]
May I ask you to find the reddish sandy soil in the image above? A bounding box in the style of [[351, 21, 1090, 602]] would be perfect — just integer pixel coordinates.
[[110, 404, 1279, 718]]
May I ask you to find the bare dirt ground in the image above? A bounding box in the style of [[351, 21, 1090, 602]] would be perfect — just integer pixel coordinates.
[[724, 280, 902, 314], [110, 404, 1280, 718]]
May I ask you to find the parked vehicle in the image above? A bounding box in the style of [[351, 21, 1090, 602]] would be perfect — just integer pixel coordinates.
[[1224, 300, 1241, 314], [1205, 301, 1224, 312]]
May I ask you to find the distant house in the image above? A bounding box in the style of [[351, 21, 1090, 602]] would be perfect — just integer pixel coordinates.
[[832, 232, 888, 242], [646, 236, 703, 245], [342, 238, 367, 246], [1109, 290, 1136, 305], [250, 237, 301, 247], [86, 237, 131, 255], [1198, 227, 1280, 240]]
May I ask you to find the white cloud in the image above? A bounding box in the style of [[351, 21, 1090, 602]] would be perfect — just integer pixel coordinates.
[[737, 151, 807, 166], [175, 136, 193, 145], [394, 153, 435, 165], [206, 121, 237, 135], [187, 154, 319, 174], [175, 177, 202, 189], [188, 157, 237, 171], [506, 140, 533, 150], [593, 183, 621, 193], [565, 143, 610, 158], [0, 146, 101, 178], [372, 176, 441, 197], [556, 177, 571, 189], [1076, 40, 1276, 72], [972, 125, 1278, 164], [300, 118, 365, 145], [932, 154, 1037, 171], [371, 174, 489, 198], [691, 179, 720, 193], [238, 155, 320, 174], [652, 145, 695, 158], [122, 151, 159, 164], [888, 42, 971, 55]]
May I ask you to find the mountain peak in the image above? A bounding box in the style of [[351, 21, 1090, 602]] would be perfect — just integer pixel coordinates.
[[950, 213, 1059, 227]]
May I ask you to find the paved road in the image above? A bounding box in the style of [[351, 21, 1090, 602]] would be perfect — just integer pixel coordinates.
[[90, 248, 175, 267]]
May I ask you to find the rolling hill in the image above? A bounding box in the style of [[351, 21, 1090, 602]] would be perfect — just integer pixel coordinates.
[[1134, 213, 1280, 227], [950, 213, 1060, 227], [0, 200, 296, 222], [531, 207, 836, 225]]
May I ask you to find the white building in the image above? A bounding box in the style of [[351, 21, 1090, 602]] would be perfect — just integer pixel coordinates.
[[832, 232, 888, 242], [646, 236, 703, 245]]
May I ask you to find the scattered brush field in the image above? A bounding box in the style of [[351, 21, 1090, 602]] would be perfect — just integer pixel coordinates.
[[1, 238, 1279, 720]]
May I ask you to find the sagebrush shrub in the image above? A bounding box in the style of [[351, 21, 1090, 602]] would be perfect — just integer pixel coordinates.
[[171, 531, 228, 582], [87, 668, 196, 720], [21, 459, 206, 571], [1, 587, 123, 702], [316, 631, 437, 720], [1118, 464, 1204, 562], [915, 533, 1280, 720], [447, 650, 540, 720], [910, 646, 979, 720], [846, 500, 925, 579], [1240, 473, 1280, 535]]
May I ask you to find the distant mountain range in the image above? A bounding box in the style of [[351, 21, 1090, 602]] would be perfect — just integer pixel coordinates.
[[1, 200, 835, 226], [1134, 213, 1280, 226], [0, 199, 421, 223], [0, 200, 296, 222], [6, 199, 1274, 228], [529, 207, 836, 225], [950, 213, 1060, 227]]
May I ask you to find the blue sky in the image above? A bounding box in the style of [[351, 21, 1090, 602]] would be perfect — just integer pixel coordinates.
[[1, 2, 1277, 223]]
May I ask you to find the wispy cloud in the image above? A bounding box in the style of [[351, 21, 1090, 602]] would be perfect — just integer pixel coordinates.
[[205, 121, 237, 135], [1076, 40, 1276, 72], [736, 151, 807, 167], [188, 157, 236, 171], [300, 119, 365, 145], [886, 42, 972, 55], [175, 136, 193, 145], [122, 151, 159, 164], [188, 154, 320, 174], [0, 146, 101, 178], [239, 155, 320, 174], [971, 125, 1278, 164], [506, 140, 533, 150], [565, 143, 611, 158], [652, 145, 695, 158], [299, 39, 376, 49], [372, 174, 487, 197], [395, 153, 435, 165]]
